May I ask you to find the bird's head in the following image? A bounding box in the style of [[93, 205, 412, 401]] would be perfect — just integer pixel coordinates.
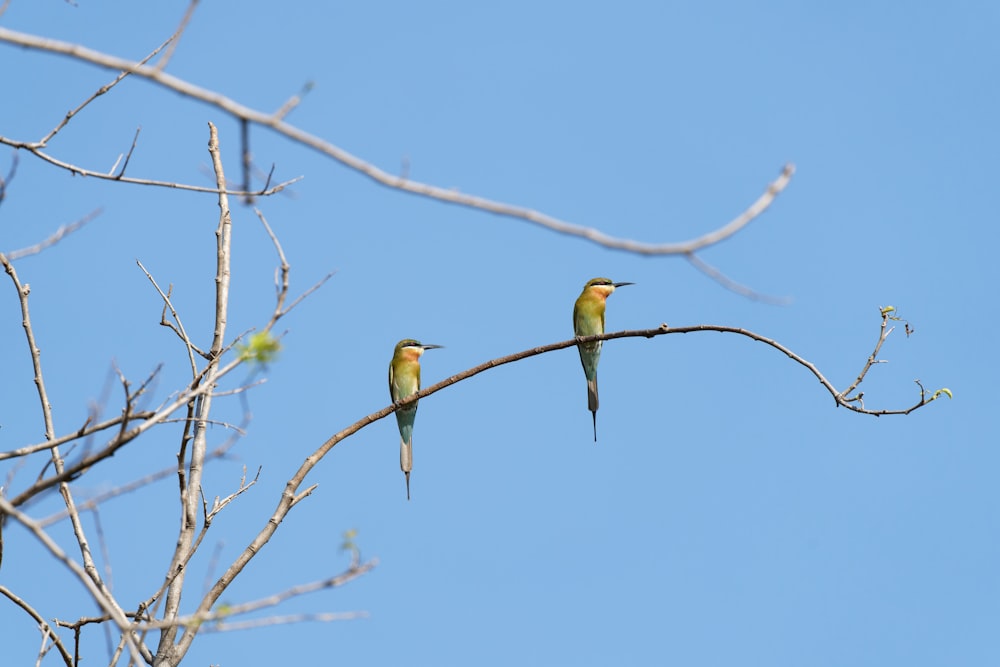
[[394, 339, 443, 359], [583, 277, 634, 298]]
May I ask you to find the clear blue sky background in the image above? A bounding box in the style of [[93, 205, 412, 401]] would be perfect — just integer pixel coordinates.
[[1, 2, 997, 665]]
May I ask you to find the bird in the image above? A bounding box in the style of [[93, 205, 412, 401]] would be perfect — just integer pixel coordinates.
[[389, 339, 442, 500], [573, 277, 633, 441]]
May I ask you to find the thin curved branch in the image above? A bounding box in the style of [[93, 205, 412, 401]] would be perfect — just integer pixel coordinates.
[[0, 134, 302, 196], [684, 252, 792, 305], [137, 259, 203, 371], [7, 354, 244, 509], [2, 243, 147, 664], [392, 320, 941, 420], [179, 308, 941, 658], [0, 585, 74, 667], [0, 411, 155, 462], [37, 33, 173, 147], [140, 559, 375, 631], [0, 26, 794, 255], [5, 209, 101, 260], [0, 499, 146, 665]]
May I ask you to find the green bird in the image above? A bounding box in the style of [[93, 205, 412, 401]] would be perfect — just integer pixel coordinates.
[[573, 278, 633, 441], [389, 339, 442, 500]]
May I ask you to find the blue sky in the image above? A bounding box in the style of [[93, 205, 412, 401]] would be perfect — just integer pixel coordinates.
[[1, 2, 997, 665]]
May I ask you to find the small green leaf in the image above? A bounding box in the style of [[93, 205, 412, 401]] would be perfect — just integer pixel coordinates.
[[236, 331, 282, 364], [932, 388, 953, 400], [880, 305, 896, 316], [340, 528, 359, 553]]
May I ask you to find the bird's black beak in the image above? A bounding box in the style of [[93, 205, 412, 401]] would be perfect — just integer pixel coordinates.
[[422, 344, 444, 350], [613, 282, 634, 288]]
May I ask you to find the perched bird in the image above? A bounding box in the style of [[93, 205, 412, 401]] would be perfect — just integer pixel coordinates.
[[573, 278, 633, 441], [389, 339, 442, 500]]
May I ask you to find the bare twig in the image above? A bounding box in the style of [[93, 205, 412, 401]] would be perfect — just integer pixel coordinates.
[[37, 35, 173, 146], [0, 258, 143, 659], [685, 252, 791, 305], [90, 507, 114, 590], [137, 259, 204, 371], [240, 118, 253, 204], [206, 465, 260, 522], [37, 437, 239, 528], [273, 80, 314, 122], [840, 306, 896, 400], [154, 0, 200, 72], [0, 253, 56, 439], [0, 499, 147, 664], [0, 133, 302, 196], [208, 122, 233, 356], [113, 125, 142, 178], [204, 611, 369, 631], [6, 209, 101, 261], [8, 355, 245, 509], [145, 559, 375, 631], [154, 121, 235, 666], [0, 151, 17, 207], [278, 271, 336, 320], [0, 411, 155, 462], [254, 208, 290, 320], [0, 26, 794, 256], [0, 585, 74, 667]]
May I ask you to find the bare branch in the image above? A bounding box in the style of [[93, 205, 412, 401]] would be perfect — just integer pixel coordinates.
[[155, 121, 235, 665], [0, 411, 155, 462], [206, 465, 260, 522], [273, 80, 314, 122], [175, 306, 939, 662], [0, 585, 74, 667], [37, 35, 173, 146], [0, 260, 143, 660], [254, 208, 290, 321], [146, 559, 375, 631], [6, 209, 101, 260], [278, 271, 336, 321], [203, 611, 369, 631], [8, 355, 245, 509], [137, 259, 204, 371], [154, 0, 200, 72], [840, 306, 897, 399], [208, 122, 233, 356], [113, 125, 142, 178], [0, 499, 148, 664], [0, 132, 302, 196], [0, 151, 18, 207], [685, 252, 792, 305], [0, 252, 56, 440], [37, 437, 239, 528], [0, 26, 793, 255], [240, 118, 253, 204]]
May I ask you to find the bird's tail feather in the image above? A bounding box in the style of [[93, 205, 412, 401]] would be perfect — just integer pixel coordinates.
[[587, 377, 599, 442], [400, 435, 412, 500], [587, 377, 599, 412]]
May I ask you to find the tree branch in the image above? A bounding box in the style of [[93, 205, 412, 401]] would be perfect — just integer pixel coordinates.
[[0, 585, 74, 667], [0, 411, 155, 462], [0, 26, 794, 256], [179, 306, 942, 660], [0, 499, 147, 664]]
